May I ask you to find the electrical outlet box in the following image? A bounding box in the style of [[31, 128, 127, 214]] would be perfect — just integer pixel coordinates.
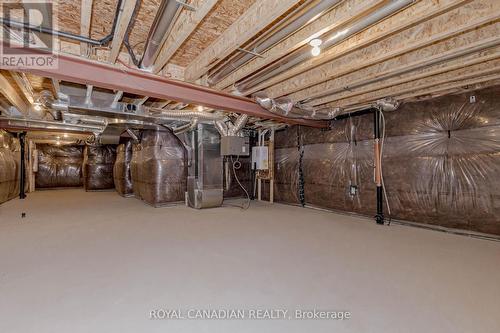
[[349, 185, 358, 197], [252, 146, 269, 170], [220, 136, 249, 156]]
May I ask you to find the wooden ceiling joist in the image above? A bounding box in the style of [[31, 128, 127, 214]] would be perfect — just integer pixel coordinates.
[[0, 72, 29, 114], [109, 0, 139, 63], [263, 0, 499, 99], [330, 52, 500, 106], [291, 23, 500, 105], [249, 0, 475, 96], [183, 0, 304, 82], [214, 0, 385, 91], [152, 0, 220, 74], [10, 72, 35, 104], [80, 0, 93, 56], [329, 61, 500, 110]]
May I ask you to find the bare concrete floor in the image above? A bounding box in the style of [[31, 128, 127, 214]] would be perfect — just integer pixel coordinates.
[[0, 189, 499, 333]]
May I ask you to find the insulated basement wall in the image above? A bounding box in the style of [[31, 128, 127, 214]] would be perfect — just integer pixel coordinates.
[[223, 156, 252, 198], [35, 144, 83, 188], [272, 85, 500, 236], [83, 145, 117, 191], [0, 131, 20, 204]]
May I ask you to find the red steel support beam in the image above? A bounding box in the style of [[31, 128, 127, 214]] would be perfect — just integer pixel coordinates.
[[0, 44, 327, 128]]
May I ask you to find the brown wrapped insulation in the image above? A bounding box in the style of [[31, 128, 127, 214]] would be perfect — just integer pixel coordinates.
[[0, 131, 20, 203], [113, 140, 134, 196], [272, 85, 500, 235], [381, 86, 500, 235], [131, 129, 187, 206], [35, 144, 83, 188], [224, 156, 252, 198], [83, 145, 117, 191]]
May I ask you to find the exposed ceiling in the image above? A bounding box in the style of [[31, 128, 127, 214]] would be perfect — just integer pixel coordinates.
[[0, 0, 499, 127]]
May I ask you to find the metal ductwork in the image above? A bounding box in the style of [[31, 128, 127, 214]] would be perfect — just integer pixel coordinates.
[[187, 123, 224, 209], [254, 92, 342, 120], [54, 96, 225, 123], [0, 117, 104, 133], [236, 0, 414, 94], [215, 114, 249, 137], [141, 0, 182, 69], [208, 0, 343, 85]]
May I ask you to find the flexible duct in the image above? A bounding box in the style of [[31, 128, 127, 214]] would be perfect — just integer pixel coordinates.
[[208, 0, 342, 85], [237, 0, 414, 93], [173, 118, 199, 135], [254, 92, 342, 120], [214, 114, 249, 136]]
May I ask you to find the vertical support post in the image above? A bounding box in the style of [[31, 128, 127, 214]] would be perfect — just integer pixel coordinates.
[[19, 132, 27, 199], [373, 108, 384, 224]]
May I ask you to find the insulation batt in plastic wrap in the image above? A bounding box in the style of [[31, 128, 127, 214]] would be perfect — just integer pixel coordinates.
[[381, 86, 500, 235], [83, 145, 117, 191], [131, 129, 187, 207], [113, 140, 134, 197], [0, 131, 20, 203], [270, 85, 500, 235], [35, 144, 83, 188], [224, 156, 252, 198]]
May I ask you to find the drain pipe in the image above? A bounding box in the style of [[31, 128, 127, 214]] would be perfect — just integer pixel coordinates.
[[208, 0, 342, 85], [19, 132, 26, 199], [0, 0, 122, 46], [237, 0, 414, 94]]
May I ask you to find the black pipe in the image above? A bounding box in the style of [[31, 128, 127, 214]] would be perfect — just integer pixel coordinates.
[[19, 132, 26, 200], [0, 0, 122, 47], [374, 108, 384, 225]]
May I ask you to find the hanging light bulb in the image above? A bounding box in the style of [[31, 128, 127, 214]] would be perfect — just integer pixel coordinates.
[[311, 46, 321, 57], [196, 105, 204, 112]]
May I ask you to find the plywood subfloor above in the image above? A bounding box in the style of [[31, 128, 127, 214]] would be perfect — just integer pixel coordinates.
[[168, 0, 257, 67]]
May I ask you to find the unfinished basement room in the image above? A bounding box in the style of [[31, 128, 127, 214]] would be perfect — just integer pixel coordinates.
[[1, 0, 500, 332]]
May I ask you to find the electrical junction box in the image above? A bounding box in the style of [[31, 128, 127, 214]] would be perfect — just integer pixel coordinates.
[[252, 146, 269, 170], [220, 136, 249, 156]]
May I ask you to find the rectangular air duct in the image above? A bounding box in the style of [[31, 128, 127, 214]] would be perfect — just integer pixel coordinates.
[[187, 123, 223, 209]]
